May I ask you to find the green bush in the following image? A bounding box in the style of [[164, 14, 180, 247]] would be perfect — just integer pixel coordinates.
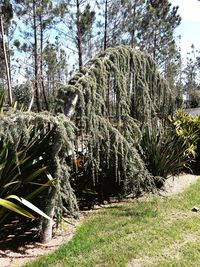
[[169, 110, 200, 173], [70, 119, 155, 204], [0, 128, 55, 226], [0, 112, 78, 236], [0, 94, 53, 225], [138, 117, 196, 188]]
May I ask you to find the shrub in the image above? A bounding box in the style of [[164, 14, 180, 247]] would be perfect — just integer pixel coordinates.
[[70, 118, 155, 204], [138, 117, 195, 188], [0, 111, 78, 243], [0, 133, 53, 226], [169, 110, 200, 173]]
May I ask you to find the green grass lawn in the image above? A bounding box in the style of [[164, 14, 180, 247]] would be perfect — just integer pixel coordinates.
[[24, 179, 200, 267]]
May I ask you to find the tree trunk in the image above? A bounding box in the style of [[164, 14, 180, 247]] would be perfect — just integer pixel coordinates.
[[64, 92, 78, 118], [33, 0, 41, 112], [40, 187, 56, 244], [0, 16, 12, 106], [131, 4, 136, 48], [104, 0, 108, 51], [76, 0, 83, 70], [39, 14, 49, 111], [153, 30, 157, 60]]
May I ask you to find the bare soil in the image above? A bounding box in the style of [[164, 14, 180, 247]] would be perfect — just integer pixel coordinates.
[[160, 173, 199, 196], [0, 173, 199, 267], [0, 216, 84, 267]]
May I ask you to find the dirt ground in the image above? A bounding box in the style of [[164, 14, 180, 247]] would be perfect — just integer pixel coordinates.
[[0, 216, 84, 267], [0, 173, 199, 267], [160, 173, 200, 196]]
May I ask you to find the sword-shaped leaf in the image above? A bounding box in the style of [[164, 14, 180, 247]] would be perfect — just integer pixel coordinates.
[[6, 195, 52, 221], [0, 198, 35, 219]]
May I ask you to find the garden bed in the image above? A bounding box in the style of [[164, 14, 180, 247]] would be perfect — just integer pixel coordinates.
[[0, 173, 199, 267]]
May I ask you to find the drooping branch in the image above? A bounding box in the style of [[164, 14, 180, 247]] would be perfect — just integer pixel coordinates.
[[57, 45, 173, 123], [56, 45, 174, 196]]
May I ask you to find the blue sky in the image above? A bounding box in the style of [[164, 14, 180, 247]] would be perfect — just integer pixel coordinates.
[[170, 0, 200, 59]]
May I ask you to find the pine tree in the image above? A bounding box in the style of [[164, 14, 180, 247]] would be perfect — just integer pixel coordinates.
[[96, 0, 126, 50], [0, 0, 13, 105], [60, 0, 95, 70], [138, 0, 181, 68], [120, 0, 146, 47], [14, 0, 56, 111], [95, 0, 181, 78]]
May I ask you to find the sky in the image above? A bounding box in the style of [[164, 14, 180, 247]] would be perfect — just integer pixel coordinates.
[[170, 0, 200, 59], [13, 0, 200, 84]]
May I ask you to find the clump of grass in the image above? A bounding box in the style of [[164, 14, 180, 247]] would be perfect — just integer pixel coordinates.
[[24, 179, 200, 267]]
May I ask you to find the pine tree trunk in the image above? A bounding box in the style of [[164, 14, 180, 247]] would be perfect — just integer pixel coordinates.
[[33, 0, 41, 112], [131, 4, 136, 47], [153, 30, 157, 60], [104, 0, 108, 51], [76, 0, 83, 70], [39, 14, 49, 111], [0, 16, 12, 106]]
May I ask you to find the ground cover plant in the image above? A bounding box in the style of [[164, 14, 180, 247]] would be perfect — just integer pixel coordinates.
[[23, 178, 200, 267]]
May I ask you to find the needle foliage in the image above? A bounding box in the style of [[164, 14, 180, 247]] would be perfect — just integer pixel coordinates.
[[56, 45, 174, 199]]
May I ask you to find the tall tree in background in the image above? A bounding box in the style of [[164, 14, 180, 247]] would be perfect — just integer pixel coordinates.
[[96, 0, 125, 50], [120, 0, 146, 47], [14, 0, 41, 111], [96, 0, 181, 77], [44, 43, 58, 96], [38, 0, 55, 111], [138, 0, 181, 68], [184, 44, 200, 107], [0, 0, 13, 105], [14, 0, 56, 111], [43, 41, 68, 107], [33, 0, 40, 111], [60, 0, 95, 71], [103, 0, 108, 50], [75, 0, 83, 69], [1, 0, 183, 109]]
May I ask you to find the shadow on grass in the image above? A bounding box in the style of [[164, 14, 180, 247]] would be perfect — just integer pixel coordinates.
[[97, 202, 159, 221]]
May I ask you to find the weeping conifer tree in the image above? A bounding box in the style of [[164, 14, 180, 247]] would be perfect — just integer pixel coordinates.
[[56, 45, 174, 199], [0, 45, 174, 242]]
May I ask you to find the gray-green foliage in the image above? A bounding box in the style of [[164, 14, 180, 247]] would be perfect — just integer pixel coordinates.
[[13, 83, 32, 108], [0, 111, 78, 224], [57, 45, 174, 197]]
